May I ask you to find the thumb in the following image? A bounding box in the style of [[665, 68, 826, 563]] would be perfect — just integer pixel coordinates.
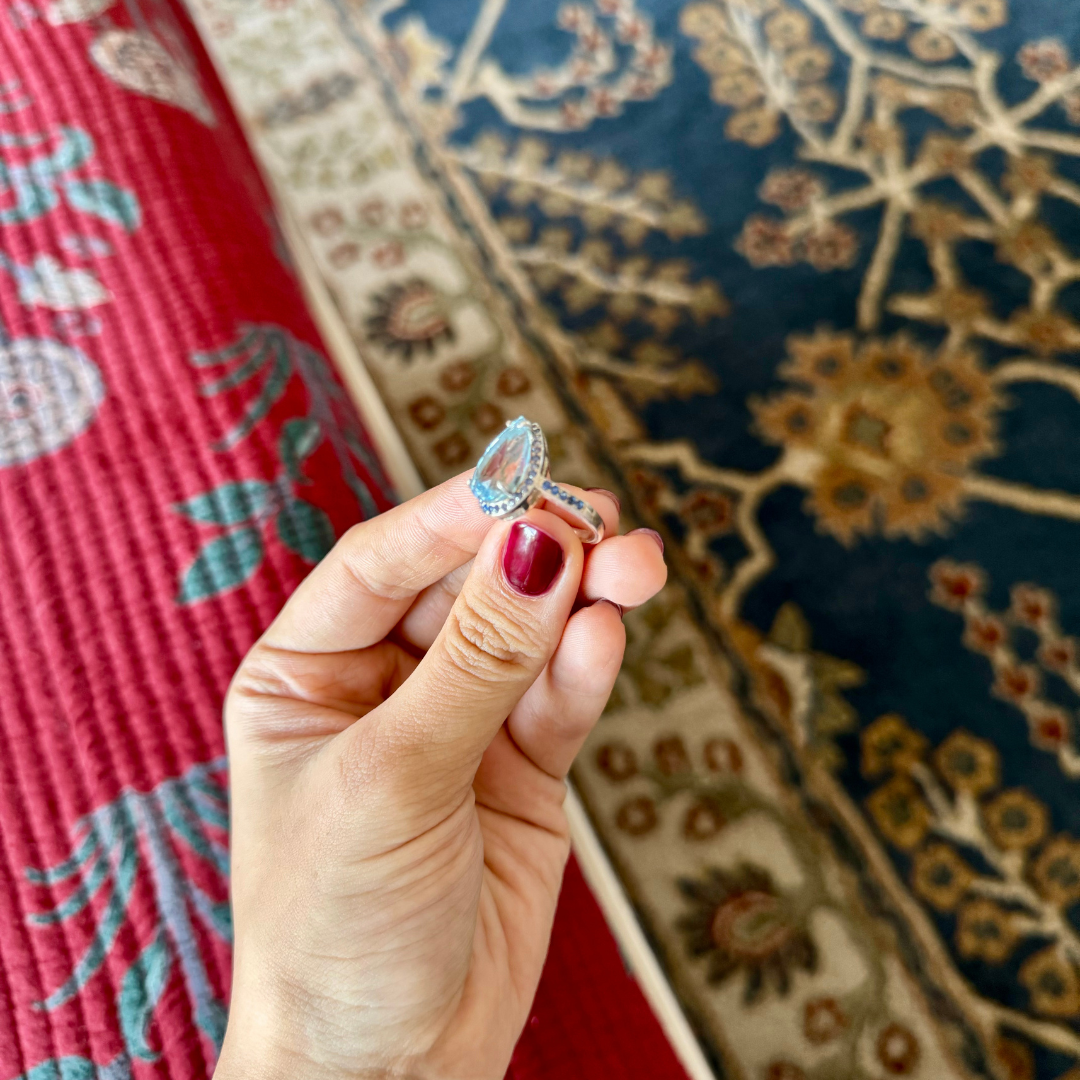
[[355, 507, 583, 796]]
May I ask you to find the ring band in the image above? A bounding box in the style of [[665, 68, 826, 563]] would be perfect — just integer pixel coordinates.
[[469, 416, 606, 544]]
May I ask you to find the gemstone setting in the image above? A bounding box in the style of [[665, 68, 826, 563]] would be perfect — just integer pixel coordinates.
[[470, 416, 547, 516]]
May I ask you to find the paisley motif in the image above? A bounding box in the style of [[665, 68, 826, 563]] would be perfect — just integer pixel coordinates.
[[90, 30, 215, 126]]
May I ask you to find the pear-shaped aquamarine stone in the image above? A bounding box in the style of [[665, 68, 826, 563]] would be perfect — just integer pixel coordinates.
[[471, 417, 534, 506]]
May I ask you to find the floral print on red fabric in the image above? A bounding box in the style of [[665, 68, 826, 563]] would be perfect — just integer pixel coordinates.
[[174, 325, 392, 603]]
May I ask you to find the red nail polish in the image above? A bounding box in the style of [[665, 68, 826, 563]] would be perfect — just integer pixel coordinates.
[[629, 527, 664, 555], [586, 488, 621, 515], [503, 521, 564, 596]]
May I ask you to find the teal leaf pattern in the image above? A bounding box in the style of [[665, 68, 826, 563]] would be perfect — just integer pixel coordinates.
[[177, 527, 264, 604], [25, 761, 230, 1065], [48, 127, 93, 172], [276, 497, 335, 563], [62, 180, 140, 232], [0, 173, 58, 224], [118, 931, 172, 1062], [193, 325, 391, 513], [279, 416, 321, 480], [0, 124, 138, 230], [36, 806, 139, 1011], [15, 1058, 131, 1080], [172, 324, 396, 603], [22, 1059, 98, 1080], [172, 481, 271, 525]]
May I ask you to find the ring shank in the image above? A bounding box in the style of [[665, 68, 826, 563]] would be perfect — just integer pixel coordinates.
[[539, 479, 605, 544]]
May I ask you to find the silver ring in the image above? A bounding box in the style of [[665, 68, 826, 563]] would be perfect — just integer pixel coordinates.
[[469, 416, 605, 544]]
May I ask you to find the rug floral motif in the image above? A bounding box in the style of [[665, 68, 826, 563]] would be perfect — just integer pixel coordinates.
[[187, 0, 1080, 1076]]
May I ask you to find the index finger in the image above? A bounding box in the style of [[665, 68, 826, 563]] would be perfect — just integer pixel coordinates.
[[262, 471, 492, 653]]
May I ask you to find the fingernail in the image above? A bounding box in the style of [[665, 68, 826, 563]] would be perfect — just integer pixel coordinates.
[[503, 521, 564, 596], [629, 527, 664, 555], [587, 488, 621, 515], [595, 598, 624, 618]]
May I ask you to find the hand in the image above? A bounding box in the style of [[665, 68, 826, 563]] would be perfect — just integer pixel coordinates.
[[213, 472, 667, 1080]]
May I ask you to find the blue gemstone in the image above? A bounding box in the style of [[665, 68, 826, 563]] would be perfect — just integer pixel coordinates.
[[471, 417, 535, 505]]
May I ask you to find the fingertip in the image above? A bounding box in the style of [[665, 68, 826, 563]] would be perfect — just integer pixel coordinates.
[[552, 599, 627, 685], [580, 532, 668, 609]]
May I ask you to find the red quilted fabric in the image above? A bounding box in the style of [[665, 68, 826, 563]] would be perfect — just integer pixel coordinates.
[[0, 2, 688, 1078]]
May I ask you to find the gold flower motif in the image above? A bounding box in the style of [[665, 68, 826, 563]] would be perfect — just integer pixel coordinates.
[[1020, 947, 1080, 1017], [863, 9, 907, 41], [802, 222, 859, 271], [1008, 309, 1080, 356], [934, 730, 1000, 795], [858, 118, 904, 156], [956, 898, 1020, 963], [919, 133, 974, 174], [783, 44, 831, 83], [725, 106, 782, 147], [1033, 836, 1080, 906], [861, 713, 928, 777], [927, 89, 979, 128], [960, 0, 1007, 31], [684, 1, 835, 143], [765, 9, 811, 50], [736, 214, 797, 266], [790, 84, 838, 123], [753, 331, 1001, 544], [759, 168, 823, 211], [909, 26, 957, 63], [867, 775, 931, 850], [712, 70, 764, 108], [912, 843, 975, 911], [1003, 153, 1056, 195], [983, 789, 1048, 850], [996, 221, 1060, 278], [679, 1, 728, 37], [909, 200, 973, 243]]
